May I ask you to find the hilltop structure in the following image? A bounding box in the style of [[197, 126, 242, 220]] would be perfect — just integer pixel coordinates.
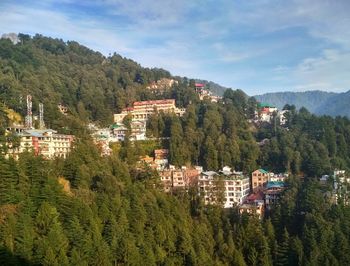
[[146, 78, 178, 94], [195, 83, 222, 102]]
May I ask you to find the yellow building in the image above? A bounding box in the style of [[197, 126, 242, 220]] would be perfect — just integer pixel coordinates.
[[114, 99, 185, 123]]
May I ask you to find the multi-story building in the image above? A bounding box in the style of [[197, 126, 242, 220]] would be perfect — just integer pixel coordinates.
[[110, 123, 128, 141], [159, 166, 201, 192], [221, 168, 250, 208], [114, 99, 186, 123], [269, 173, 288, 182], [240, 190, 265, 219], [252, 169, 270, 191], [154, 149, 169, 170], [7, 128, 74, 159], [198, 167, 250, 208], [130, 120, 146, 140], [264, 181, 286, 207], [255, 103, 278, 123]]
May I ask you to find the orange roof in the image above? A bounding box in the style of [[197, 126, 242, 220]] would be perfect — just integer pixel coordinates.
[[122, 107, 134, 111]]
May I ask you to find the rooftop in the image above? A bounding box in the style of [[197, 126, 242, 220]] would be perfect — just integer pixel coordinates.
[[133, 99, 175, 106], [258, 102, 275, 108], [266, 181, 286, 189], [255, 168, 269, 174]]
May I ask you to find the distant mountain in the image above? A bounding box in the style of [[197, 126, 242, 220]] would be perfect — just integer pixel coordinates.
[[255, 90, 350, 117]]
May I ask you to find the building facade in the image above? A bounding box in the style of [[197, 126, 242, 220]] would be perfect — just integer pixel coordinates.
[[7, 128, 74, 159], [252, 169, 270, 191], [198, 168, 250, 208], [114, 99, 186, 123]]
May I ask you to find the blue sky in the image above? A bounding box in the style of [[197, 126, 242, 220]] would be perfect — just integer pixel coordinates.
[[1, 0, 350, 95]]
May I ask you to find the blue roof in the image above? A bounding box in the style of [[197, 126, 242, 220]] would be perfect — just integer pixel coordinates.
[[266, 181, 285, 189]]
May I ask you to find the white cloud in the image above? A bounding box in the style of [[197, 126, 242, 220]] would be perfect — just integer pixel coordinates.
[[292, 49, 350, 91], [0, 4, 133, 54]]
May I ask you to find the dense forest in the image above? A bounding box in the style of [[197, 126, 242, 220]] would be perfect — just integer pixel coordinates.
[[1, 34, 350, 265]]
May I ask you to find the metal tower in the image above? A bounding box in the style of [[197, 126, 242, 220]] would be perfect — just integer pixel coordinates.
[[25, 95, 33, 129], [39, 103, 45, 129]]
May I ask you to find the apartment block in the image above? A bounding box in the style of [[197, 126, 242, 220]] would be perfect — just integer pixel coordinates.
[[6, 128, 73, 159], [252, 169, 270, 191], [114, 99, 185, 123]]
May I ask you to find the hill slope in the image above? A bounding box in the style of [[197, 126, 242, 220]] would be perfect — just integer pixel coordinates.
[[0, 33, 220, 129], [255, 90, 350, 117]]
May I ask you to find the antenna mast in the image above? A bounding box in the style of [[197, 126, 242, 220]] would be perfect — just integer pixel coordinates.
[[25, 95, 33, 129], [39, 103, 45, 129]]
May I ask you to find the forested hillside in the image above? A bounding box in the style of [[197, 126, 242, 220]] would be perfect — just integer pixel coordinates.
[[2, 34, 350, 265], [0, 34, 176, 127]]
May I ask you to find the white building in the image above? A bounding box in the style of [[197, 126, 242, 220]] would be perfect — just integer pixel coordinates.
[[198, 168, 250, 208]]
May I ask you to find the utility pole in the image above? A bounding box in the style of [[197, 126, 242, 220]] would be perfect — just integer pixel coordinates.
[[25, 95, 33, 129], [39, 103, 45, 129]]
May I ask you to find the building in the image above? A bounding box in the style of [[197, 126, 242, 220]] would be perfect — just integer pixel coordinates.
[[269, 173, 288, 182], [110, 123, 128, 141], [195, 83, 222, 102], [239, 201, 264, 219], [146, 78, 178, 94], [252, 169, 270, 191], [198, 167, 250, 208], [264, 181, 286, 207], [114, 99, 186, 123], [159, 166, 201, 192], [198, 171, 220, 205], [222, 171, 250, 208], [130, 120, 146, 140], [58, 104, 68, 115], [256, 103, 278, 123], [160, 170, 173, 192], [278, 110, 289, 125], [154, 149, 169, 170], [6, 128, 74, 159]]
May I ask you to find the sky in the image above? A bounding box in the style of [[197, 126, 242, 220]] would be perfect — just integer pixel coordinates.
[[0, 0, 350, 95]]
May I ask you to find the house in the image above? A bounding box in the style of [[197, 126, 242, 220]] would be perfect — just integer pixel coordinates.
[[256, 103, 278, 123], [58, 104, 68, 115], [239, 202, 264, 219], [195, 83, 222, 102], [146, 78, 178, 94], [154, 149, 169, 170], [264, 181, 286, 207], [320, 175, 329, 184], [159, 166, 201, 192], [251, 169, 270, 191], [269, 173, 288, 182]]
